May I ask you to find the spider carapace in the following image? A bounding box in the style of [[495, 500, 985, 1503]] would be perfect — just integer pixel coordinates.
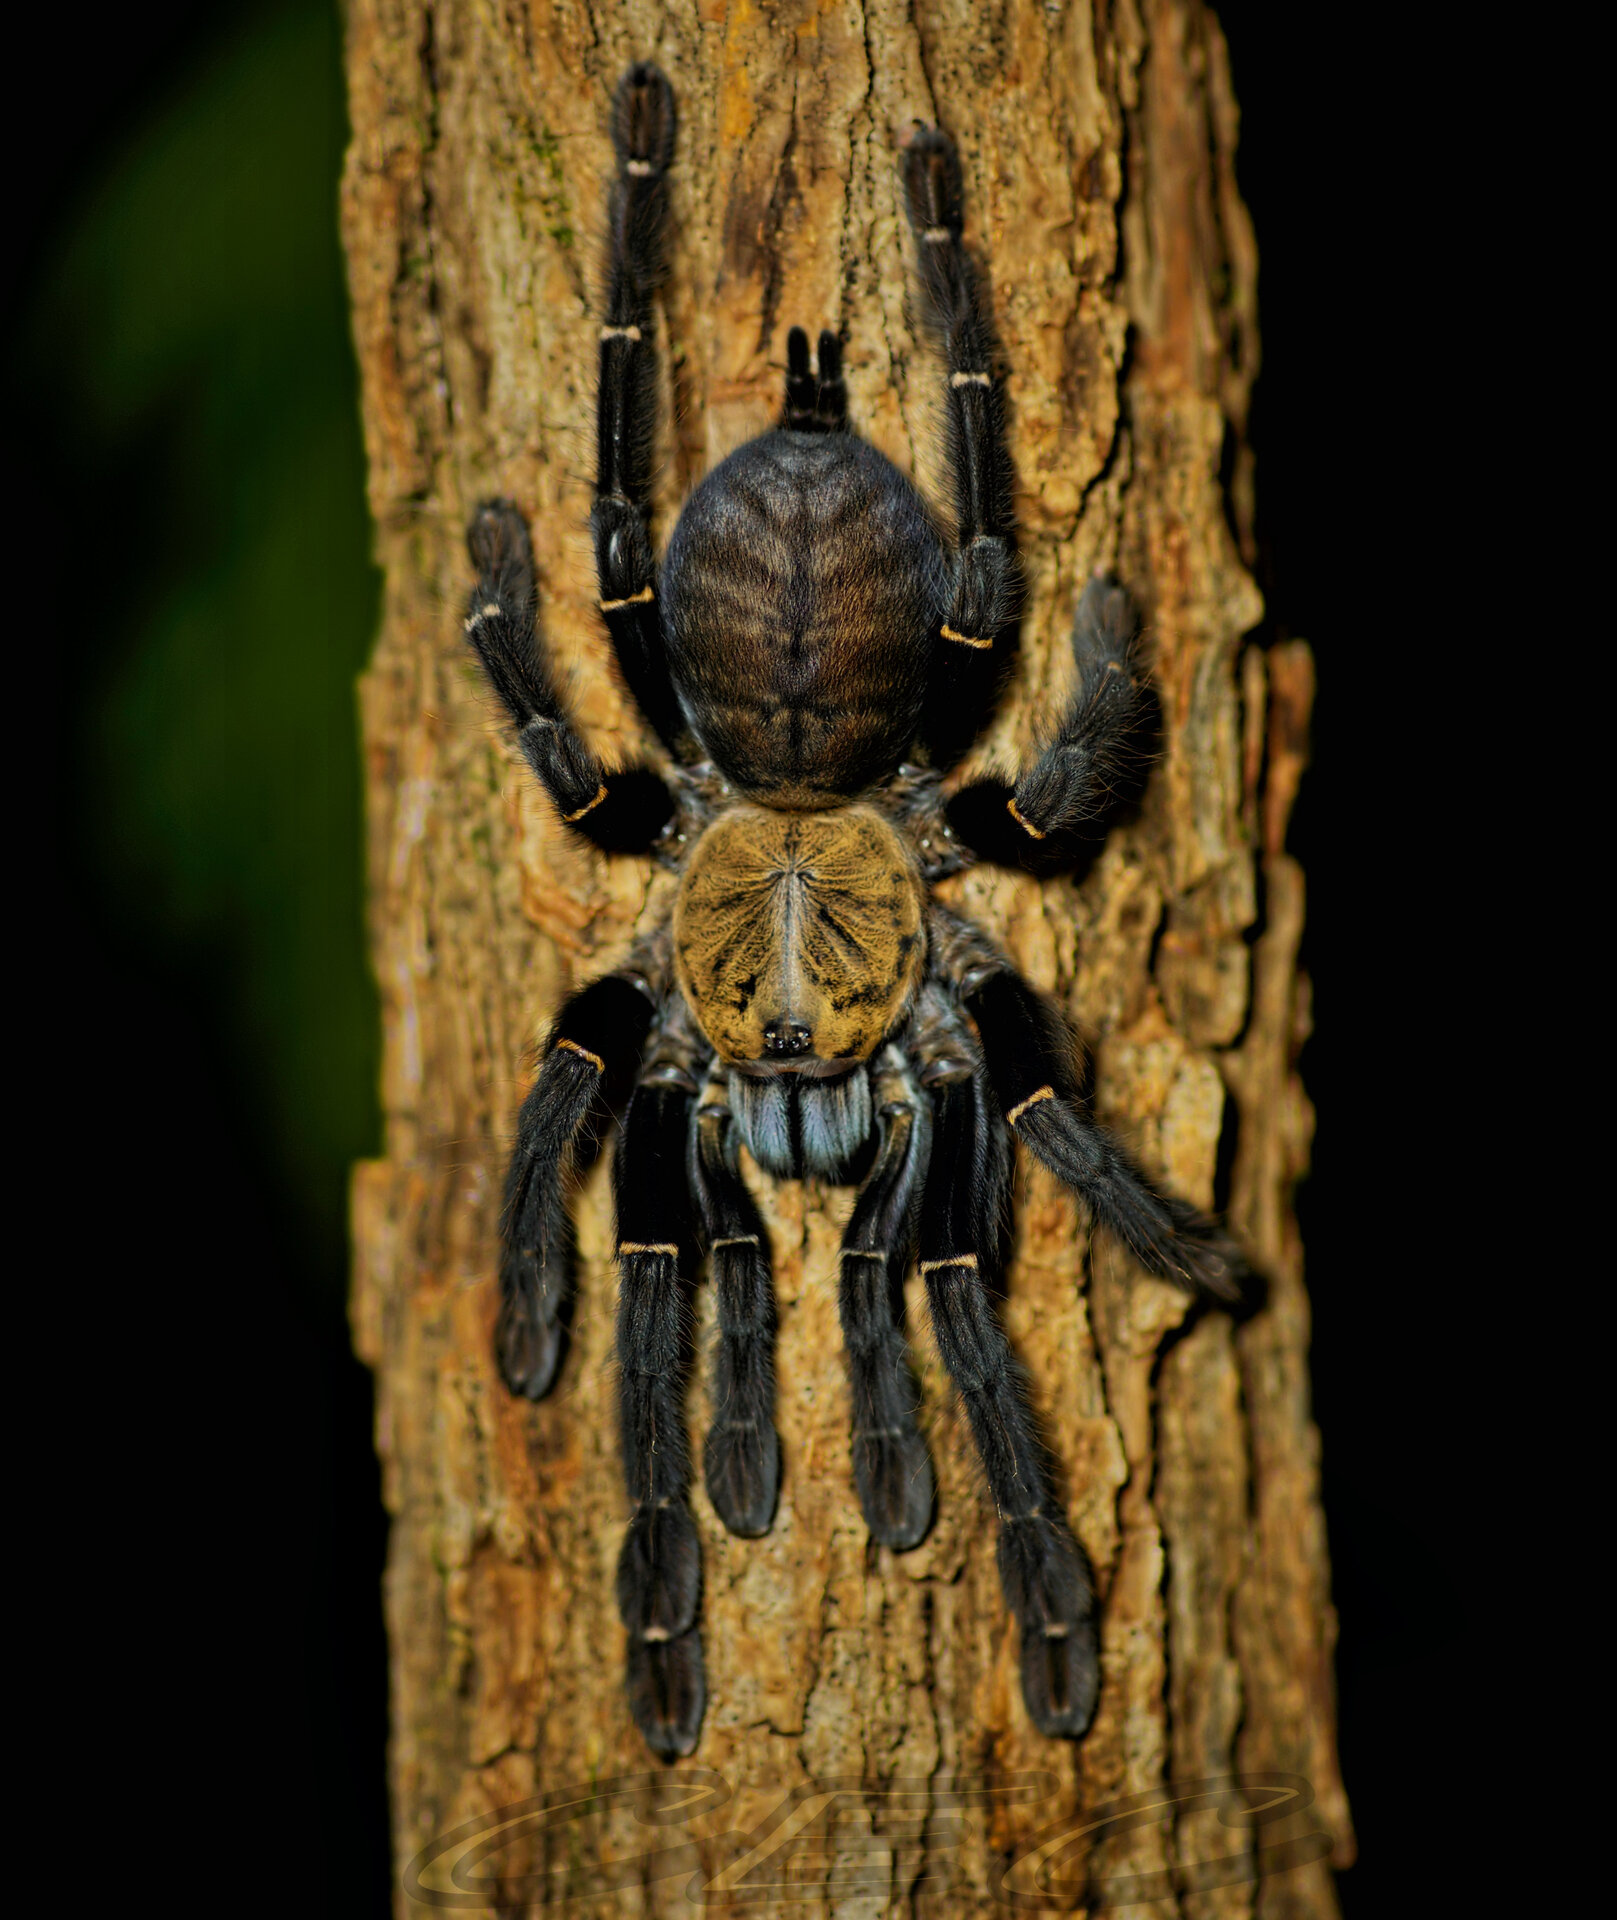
[[463, 62, 1244, 1759]]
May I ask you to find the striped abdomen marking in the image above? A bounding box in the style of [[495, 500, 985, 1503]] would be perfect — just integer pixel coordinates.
[[659, 431, 946, 801], [674, 804, 926, 1068]]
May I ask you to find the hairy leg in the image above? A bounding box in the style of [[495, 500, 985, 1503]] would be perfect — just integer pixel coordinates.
[[694, 1079, 782, 1537], [902, 125, 1018, 771], [948, 936, 1242, 1300], [613, 1025, 706, 1758], [916, 1034, 1100, 1739], [837, 1048, 935, 1550], [947, 577, 1153, 868], [496, 969, 657, 1398], [465, 500, 675, 852], [591, 63, 688, 756]]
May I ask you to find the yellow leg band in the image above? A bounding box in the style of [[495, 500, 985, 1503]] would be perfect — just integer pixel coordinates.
[[562, 783, 608, 823], [1006, 1085, 1056, 1126], [554, 1038, 605, 1072], [941, 622, 993, 650], [1007, 797, 1047, 840]]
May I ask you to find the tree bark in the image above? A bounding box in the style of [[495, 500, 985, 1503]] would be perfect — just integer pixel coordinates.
[[341, 2, 1350, 1912]]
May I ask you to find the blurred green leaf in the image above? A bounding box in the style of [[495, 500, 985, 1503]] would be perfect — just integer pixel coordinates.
[[32, 0, 380, 1254]]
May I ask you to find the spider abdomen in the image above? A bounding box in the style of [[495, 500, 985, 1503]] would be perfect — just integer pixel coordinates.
[[673, 802, 926, 1071], [661, 431, 948, 803]]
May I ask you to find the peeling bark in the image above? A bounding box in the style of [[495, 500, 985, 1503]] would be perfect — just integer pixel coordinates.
[[341, 2, 1348, 1911]]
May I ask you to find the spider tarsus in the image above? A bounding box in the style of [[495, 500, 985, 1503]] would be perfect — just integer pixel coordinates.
[[901, 124, 963, 238], [703, 1422, 781, 1538], [1161, 1212, 1255, 1311], [492, 1044, 600, 1403], [611, 62, 676, 178], [999, 1514, 1100, 1740], [1071, 572, 1137, 672], [495, 1280, 562, 1400], [466, 495, 531, 581], [626, 1629, 706, 1760], [1020, 1620, 1101, 1741], [853, 1430, 935, 1551]]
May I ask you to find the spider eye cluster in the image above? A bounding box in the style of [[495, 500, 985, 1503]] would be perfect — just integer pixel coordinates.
[[673, 803, 927, 1072]]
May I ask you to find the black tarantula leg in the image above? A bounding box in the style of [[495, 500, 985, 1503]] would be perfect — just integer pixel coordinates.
[[902, 125, 1018, 771], [465, 499, 675, 853], [959, 950, 1243, 1302], [592, 63, 688, 759], [614, 1016, 706, 1757], [694, 1078, 782, 1537], [838, 1047, 936, 1550], [948, 577, 1153, 868], [916, 1028, 1100, 1738], [497, 970, 657, 1398], [782, 326, 847, 433]]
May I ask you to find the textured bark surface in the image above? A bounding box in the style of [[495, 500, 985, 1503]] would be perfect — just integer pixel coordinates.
[[342, 2, 1349, 1911]]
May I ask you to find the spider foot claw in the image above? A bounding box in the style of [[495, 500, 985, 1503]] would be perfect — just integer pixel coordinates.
[[853, 1428, 935, 1551], [627, 1628, 706, 1760], [704, 1423, 781, 1537]]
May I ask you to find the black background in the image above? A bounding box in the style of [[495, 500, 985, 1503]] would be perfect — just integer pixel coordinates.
[[10, 5, 1515, 1913]]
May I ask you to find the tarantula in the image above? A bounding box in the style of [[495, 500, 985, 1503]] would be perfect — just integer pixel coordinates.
[[463, 63, 1241, 1760]]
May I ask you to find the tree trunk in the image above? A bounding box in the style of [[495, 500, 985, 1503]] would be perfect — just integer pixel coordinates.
[[341, 1, 1350, 1911]]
